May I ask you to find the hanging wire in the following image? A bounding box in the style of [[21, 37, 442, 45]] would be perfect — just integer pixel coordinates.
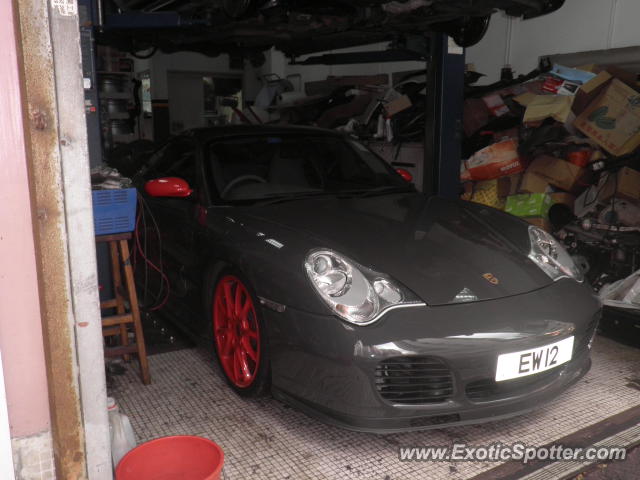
[[134, 193, 171, 311]]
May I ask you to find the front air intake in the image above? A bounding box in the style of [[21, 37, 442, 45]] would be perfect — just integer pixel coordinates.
[[375, 356, 454, 404]]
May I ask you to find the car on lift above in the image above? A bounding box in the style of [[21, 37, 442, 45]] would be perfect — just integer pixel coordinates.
[[134, 125, 600, 432], [99, 0, 565, 59]]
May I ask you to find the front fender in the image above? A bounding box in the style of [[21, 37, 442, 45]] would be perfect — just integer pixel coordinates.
[[205, 214, 331, 316]]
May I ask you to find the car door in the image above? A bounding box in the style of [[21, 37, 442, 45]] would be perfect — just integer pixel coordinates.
[[139, 137, 203, 310]]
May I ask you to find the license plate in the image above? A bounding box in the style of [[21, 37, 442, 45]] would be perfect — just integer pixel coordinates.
[[495, 336, 574, 382]]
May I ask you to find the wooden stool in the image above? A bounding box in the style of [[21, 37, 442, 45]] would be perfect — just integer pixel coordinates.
[[97, 233, 151, 385]]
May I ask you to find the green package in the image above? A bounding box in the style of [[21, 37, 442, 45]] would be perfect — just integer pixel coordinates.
[[504, 193, 552, 218]]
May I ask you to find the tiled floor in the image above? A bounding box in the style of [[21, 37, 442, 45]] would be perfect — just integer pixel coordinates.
[[111, 335, 640, 480]]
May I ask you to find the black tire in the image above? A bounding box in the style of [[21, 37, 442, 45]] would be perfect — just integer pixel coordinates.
[[440, 15, 491, 48], [207, 267, 270, 397]]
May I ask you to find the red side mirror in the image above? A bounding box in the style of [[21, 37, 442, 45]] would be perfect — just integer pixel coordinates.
[[145, 177, 193, 198], [396, 168, 413, 183]]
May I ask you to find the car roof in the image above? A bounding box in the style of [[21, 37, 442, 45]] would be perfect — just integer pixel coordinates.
[[183, 125, 344, 142]]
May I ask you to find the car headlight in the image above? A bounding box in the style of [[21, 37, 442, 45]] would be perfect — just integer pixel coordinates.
[[304, 249, 424, 325], [528, 226, 584, 282]]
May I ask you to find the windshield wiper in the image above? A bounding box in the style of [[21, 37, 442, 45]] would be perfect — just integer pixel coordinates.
[[256, 191, 335, 206], [337, 185, 415, 198], [255, 186, 414, 206]]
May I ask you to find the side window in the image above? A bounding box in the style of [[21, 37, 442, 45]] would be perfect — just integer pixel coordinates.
[[148, 139, 198, 188]]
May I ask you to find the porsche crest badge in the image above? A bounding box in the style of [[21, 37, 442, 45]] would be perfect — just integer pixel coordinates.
[[482, 273, 499, 285]]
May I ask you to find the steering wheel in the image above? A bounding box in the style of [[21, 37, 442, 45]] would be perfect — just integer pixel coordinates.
[[221, 174, 267, 198]]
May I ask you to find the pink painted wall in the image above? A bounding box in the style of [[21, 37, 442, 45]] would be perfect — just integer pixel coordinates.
[[0, 0, 52, 438]]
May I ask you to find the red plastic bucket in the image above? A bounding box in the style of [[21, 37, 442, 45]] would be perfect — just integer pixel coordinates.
[[115, 435, 224, 480]]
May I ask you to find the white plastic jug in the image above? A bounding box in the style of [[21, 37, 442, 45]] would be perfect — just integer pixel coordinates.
[[107, 397, 137, 468]]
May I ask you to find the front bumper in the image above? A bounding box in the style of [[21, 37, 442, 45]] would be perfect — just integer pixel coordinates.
[[265, 279, 601, 433]]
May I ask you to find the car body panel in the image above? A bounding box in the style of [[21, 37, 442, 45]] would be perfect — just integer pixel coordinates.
[[134, 125, 601, 432], [233, 194, 554, 306], [265, 278, 599, 431]]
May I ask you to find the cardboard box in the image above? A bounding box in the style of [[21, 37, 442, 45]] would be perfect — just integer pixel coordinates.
[[527, 155, 590, 193], [515, 93, 574, 125], [514, 66, 625, 127], [599, 167, 640, 203], [574, 79, 640, 156], [575, 64, 601, 74], [505, 194, 552, 218], [550, 192, 576, 210], [519, 172, 551, 194], [572, 70, 613, 115], [384, 95, 412, 117], [497, 173, 522, 198], [526, 217, 552, 232], [572, 67, 639, 116]]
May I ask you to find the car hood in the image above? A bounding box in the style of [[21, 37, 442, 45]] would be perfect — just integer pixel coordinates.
[[237, 193, 554, 306]]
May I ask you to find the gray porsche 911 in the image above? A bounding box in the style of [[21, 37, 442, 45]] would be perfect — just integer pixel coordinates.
[[136, 125, 600, 433]]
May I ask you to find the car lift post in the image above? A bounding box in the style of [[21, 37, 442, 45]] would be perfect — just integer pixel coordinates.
[[423, 33, 465, 199]]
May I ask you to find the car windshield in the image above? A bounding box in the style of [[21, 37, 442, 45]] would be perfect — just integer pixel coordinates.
[[205, 134, 411, 203]]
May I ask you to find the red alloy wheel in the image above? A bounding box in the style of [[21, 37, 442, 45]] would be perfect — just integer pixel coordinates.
[[213, 275, 261, 388]]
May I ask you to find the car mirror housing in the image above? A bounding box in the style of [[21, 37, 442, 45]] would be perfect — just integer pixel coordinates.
[[395, 168, 413, 183], [145, 177, 193, 198]]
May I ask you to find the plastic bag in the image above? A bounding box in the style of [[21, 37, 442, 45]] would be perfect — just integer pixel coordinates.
[[599, 269, 640, 306]]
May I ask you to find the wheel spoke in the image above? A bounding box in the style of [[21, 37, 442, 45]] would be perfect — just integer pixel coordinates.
[[215, 298, 228, 324], [233, 348, 242, 380], [230, 348, 240, 384], [236, 348, 251, 379], [234, 282, 243, 317], [222, 281, 234, 318], [222, 331, 235, 357], [241, 336, 257, 362], [239, 298, 252, 329]]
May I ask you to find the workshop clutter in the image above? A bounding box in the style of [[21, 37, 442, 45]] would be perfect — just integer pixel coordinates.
[[462, 62, 640, 297], [237, 71, 427, 143], [505, 193, 552, 218], [461, 138, 524, 181], [525, 154, 591, 193], [575, 77, 640, 156]]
